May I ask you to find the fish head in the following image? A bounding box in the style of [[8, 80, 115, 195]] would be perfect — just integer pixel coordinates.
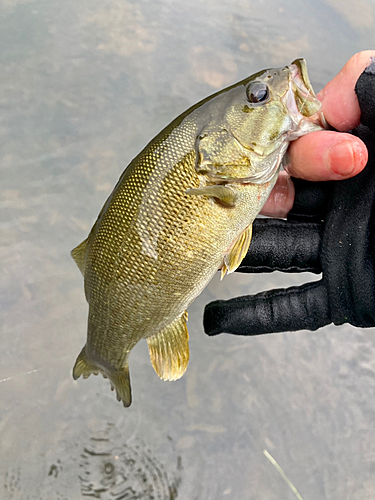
[[195, 58, 326, 183]]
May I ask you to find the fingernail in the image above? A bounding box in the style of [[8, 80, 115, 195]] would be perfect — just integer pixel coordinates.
[[326, 140, 356, 176]]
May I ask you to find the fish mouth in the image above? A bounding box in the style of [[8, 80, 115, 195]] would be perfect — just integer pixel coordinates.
[[288, 58, 326, 125], [283, 58, 327, 135], [290, 58, 318, 115]]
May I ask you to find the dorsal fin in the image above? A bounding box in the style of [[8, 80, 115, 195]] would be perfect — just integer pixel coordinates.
[[147, 312, 189, 381], [71, 238, 88, 275]]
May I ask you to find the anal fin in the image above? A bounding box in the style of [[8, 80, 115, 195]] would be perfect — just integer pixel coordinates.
[[147, 312, 189, 381], [221, 224, 253, 279]]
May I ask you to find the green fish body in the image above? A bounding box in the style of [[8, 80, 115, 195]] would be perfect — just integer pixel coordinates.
[[72, 59, 324, 406]]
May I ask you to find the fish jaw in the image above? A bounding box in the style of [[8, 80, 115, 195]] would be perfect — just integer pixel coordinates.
[[284, 58, 327, 140]]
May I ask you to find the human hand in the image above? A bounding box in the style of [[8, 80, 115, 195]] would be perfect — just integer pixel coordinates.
[[261, 51, 374, 218], [204, 54, 375, 336]]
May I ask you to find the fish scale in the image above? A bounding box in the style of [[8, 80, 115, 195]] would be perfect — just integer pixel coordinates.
[[71, 59, 325, 406]]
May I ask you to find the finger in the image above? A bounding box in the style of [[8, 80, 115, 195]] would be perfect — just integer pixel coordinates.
[[260, 171, 295, 217], [204, 281, 330, 336], [238, 218, 322, 274], [286, 130, 368, 181], [318, 50, 375, 131]]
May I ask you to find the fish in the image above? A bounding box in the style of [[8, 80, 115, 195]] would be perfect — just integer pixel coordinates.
[[71, 58, 325, 407]]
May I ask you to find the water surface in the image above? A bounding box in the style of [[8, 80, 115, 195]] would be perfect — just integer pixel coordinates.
[[1, 0, 375, 498]]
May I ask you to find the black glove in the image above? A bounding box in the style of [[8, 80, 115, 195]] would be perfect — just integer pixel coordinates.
[[204, 60, 375, 336]]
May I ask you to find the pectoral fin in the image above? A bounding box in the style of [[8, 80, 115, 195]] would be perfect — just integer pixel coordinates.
[[71, 238, 88, 275], [147, 312, 189, 381], [221, 224, 253, 279], [186, 185, 237, 207]]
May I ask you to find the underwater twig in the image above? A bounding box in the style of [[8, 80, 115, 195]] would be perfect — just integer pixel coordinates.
[[263, 449, 304, 500]]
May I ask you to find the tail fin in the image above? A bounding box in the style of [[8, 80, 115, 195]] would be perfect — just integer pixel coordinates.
[[109, 364, 132, 408], [72, 346, 132, 407], [72, 346, 100, 379]]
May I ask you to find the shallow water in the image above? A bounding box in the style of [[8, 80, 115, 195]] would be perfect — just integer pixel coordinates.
[[1, 0, 375, 498]]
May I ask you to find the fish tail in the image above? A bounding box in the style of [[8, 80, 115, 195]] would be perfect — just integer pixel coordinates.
[[73, 346, 132, 407], [72, 345, 100, 379], [108, 363, 132, 408]]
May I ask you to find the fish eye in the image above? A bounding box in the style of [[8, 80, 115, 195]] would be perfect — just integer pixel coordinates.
[[246, 82, 270, 104]]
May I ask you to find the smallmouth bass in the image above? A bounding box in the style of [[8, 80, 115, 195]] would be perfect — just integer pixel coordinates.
[[71, 59, 324, 406]]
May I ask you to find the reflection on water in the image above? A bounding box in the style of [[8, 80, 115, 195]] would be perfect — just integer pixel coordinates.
[[4, 423, 182, 500], [1, 0, 375, 498], [78, 425, 181, 500]]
